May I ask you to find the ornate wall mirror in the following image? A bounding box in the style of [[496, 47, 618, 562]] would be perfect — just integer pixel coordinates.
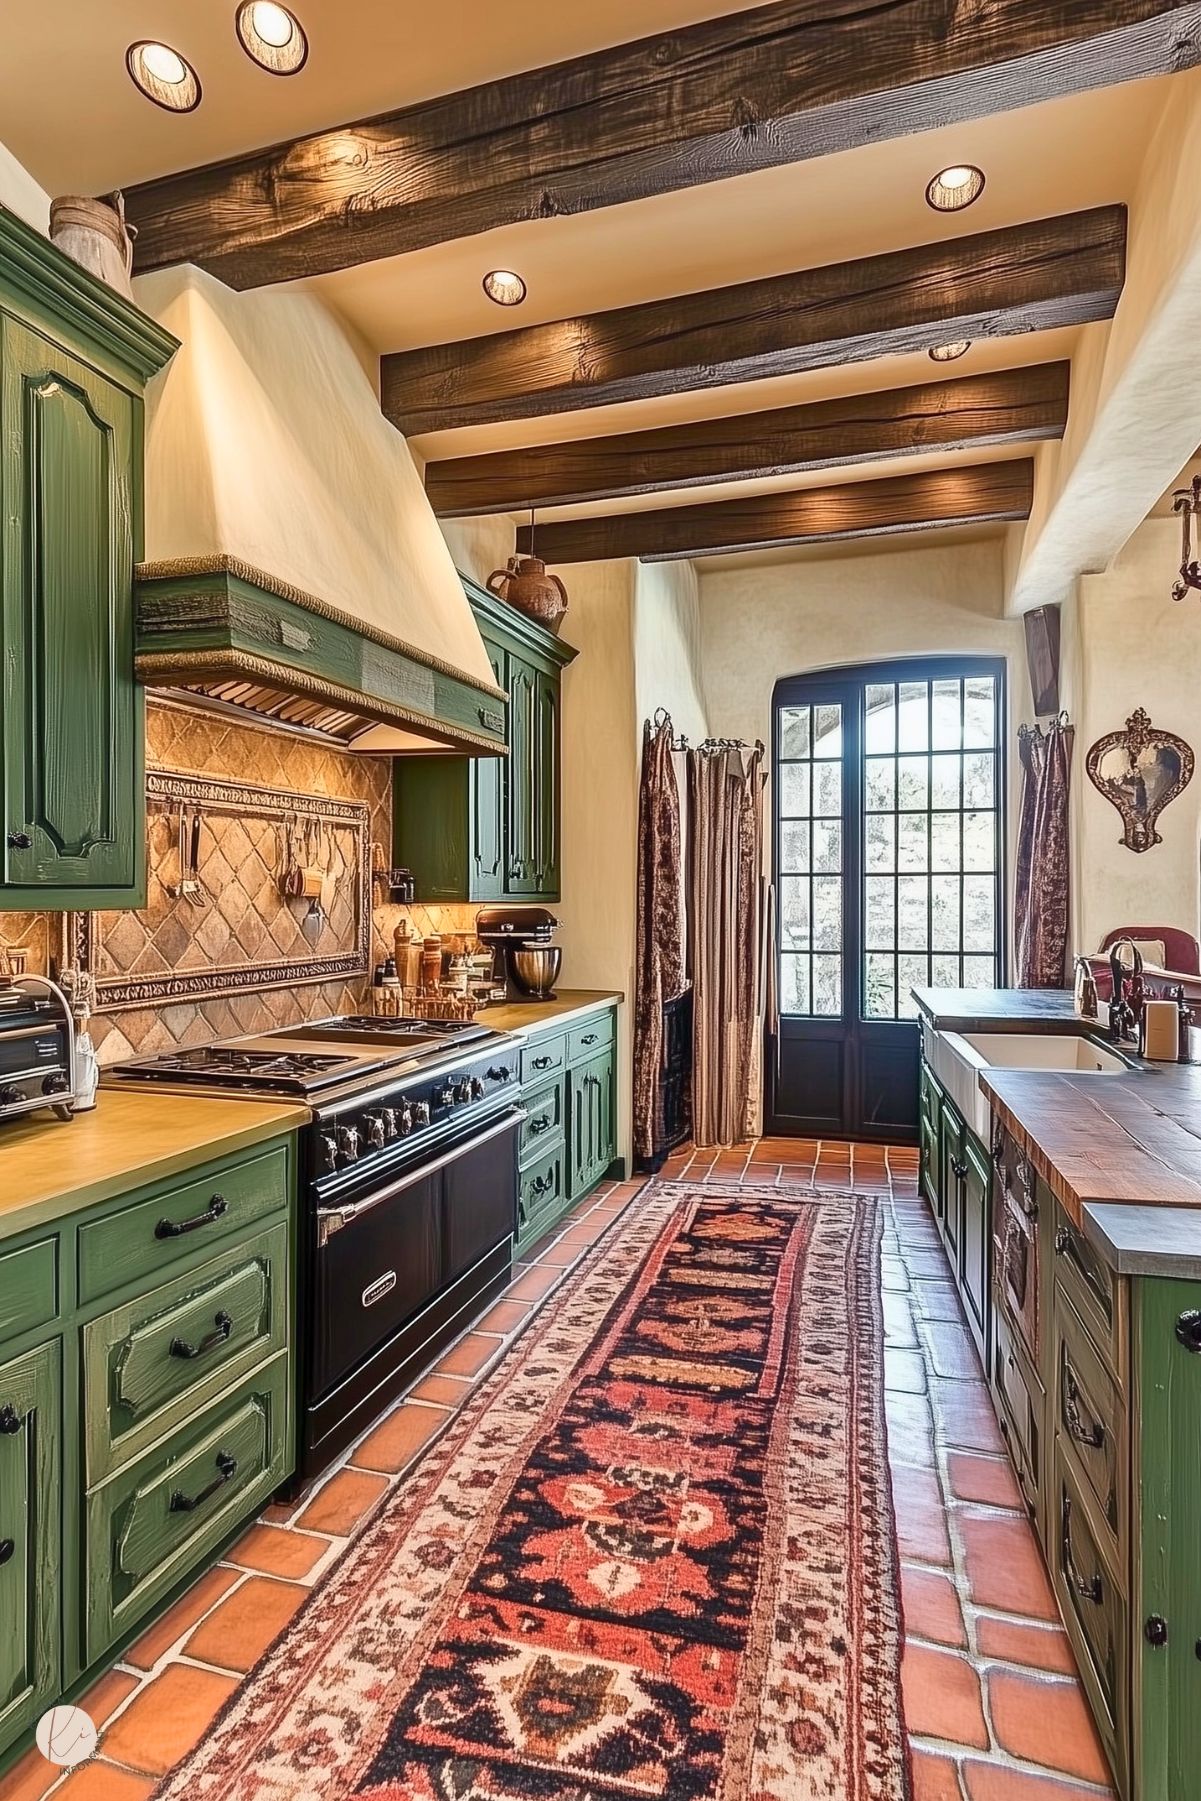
[[1085, 708, 1195, 853]]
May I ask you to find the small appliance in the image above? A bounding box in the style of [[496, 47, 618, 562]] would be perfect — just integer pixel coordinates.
[[0, 974, 76, 1124], [476, 905, 562, 999]]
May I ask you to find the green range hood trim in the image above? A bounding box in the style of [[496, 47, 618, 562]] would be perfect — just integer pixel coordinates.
[[135, 557, 508, 754]]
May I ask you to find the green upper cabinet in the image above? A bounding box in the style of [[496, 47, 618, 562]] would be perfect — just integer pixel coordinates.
[[0, 207, 176, 909], [394, 580, 576, 904]]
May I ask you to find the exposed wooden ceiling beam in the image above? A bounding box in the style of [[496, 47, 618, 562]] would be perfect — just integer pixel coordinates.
[[384, 209, 1124, 435], [122, 3, 1198, 288], [514, 460, 1034, 563], [425, 364, 1070, 516]]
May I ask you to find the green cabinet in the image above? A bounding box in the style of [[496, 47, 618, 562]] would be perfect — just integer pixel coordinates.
[[569, 1050, 617, 1201], [514, 1005, 620, 1255], [920, 1058, 991, 1362], [960, 1132, 990, 1353], [0, 207, 175, 908], [394, 581, 576, 903], [0, 1339, 61, 1754]]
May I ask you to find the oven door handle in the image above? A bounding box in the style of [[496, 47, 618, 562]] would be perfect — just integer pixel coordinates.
[[317, 1107, 527, 1245]]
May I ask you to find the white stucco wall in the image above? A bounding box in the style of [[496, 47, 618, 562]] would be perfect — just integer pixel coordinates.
[[633, 560, 709, 746], [439, 514, 519, 593], [0, 138, 49, 234]]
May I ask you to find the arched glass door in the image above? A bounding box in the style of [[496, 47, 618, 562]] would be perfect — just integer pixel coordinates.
[[768, 658, 1006, 1142]]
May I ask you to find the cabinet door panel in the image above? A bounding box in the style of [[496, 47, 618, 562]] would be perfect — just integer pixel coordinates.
[[469, 636, 506, 898], [939, 1103, 963, 1263], [532, 666, 560, 895], [960, 1133, 990, 1357], [1, 317, 141, 900], [0, 1339, 60, 1751], [506, 655, 538, 894]]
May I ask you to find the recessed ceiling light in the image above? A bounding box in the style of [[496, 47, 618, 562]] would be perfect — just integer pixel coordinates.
[[925, 164, 986, 213], [929, 340, 973, 363], [126, 41, 202, 112], [235, 2, 308, 75], [482, 269, 527, 307]]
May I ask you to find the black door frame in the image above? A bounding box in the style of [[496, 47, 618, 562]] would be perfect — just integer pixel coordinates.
[[765, 655, 1008, 1144]]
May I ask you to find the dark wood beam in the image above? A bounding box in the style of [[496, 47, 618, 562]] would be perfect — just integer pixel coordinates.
[[123, 3, 1199, 288], [514, 460, 1034, 563], [384, 209, 1124, 435], [425, 364, 1070, 516]]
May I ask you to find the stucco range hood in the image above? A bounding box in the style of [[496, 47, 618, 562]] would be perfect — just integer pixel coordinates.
[[132, 266, 506, 756]]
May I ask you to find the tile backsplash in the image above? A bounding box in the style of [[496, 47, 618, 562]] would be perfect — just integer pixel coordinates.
[[0, 697, 478, 1063]]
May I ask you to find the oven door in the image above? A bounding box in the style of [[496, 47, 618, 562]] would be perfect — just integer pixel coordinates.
[[311, 1107, 522, 1401]]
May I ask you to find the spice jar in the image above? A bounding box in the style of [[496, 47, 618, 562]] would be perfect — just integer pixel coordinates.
[[420, 935, 442, 991]]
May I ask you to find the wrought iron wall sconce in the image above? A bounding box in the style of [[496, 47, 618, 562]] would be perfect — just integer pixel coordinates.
[[1171, 474, 1201, 602]]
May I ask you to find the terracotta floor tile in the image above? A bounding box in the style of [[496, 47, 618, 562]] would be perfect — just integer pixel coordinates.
[[886, 1389, 938, 1468], [929, 1382, 1006, 1456], [923, 1321, 983, 1383], [986, 1670, 1112, 1787], [960, 1511, 1058, 1621], [535, 1240, 589, 1267], [506, 1263, 565, 1302], [409, 1371, 472, 1406], [54, 1764, 157, 1801], [883, 1290, 920, 1348], [946, 1452, 1023, 1511], [101, 1663, 239, 1777], [476, 1298, 533, 1334], [295, 1467, 390, 1536], [556, 1217, 610, 1248], [901, 1644, 989, 1750], [961, 1763, 1108, 1801], [185, 1573, 308, 1673], [893, 1465, 953, 1566], [975, 1616, 1077, 1676], [902, 1565, 967, 1647], [436, 1332, 502, 1378], [353, 1401, 449, 1475], [227, 1521, 332, 1579], [911, 1749, 965, 1801], [125, 1564, 240, 1670], [79, 1666, 140, 1727], [916, 1282, 975, 1323], [0, 1747, 56, 1801], [885, 1347, 928, 1395], [881, 1256, 912, 1293]]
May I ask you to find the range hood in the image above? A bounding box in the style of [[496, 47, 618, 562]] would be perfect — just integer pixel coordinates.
[[132, 266, 506, 756]]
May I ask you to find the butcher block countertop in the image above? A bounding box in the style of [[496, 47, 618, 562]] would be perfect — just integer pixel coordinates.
[[0, 1090, 309, 1245], [478, 990, 622, 1035]]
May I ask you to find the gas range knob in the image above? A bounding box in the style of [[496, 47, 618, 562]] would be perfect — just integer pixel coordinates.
[[42, 1071, 70, 1096], [396, 1103, 414, 1136], [364, 1113, 387, 1151], [413, 1100, 431, 1126], [319, 1132, 339, 1173], [435, 1085, 456, 1110], [336, 1124, 361, 1163], [380, 1107, 399, 1140], [454, 1078, 474, 1104], [0, 1084, 23, 1107], [469, 1076, 486, 1101], [487, 1064, 513, 1082]]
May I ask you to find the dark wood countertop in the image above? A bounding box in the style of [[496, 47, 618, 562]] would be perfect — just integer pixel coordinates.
[[912, 986, 1091, 1034]]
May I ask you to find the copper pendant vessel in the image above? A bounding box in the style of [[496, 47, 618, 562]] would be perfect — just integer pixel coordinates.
[[486, 554, 569, 633]]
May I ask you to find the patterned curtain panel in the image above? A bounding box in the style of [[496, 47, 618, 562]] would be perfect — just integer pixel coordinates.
[[1015, 716, 1075, 988], [687, 742, 768, 1146], [632, 715, 685, 1165]]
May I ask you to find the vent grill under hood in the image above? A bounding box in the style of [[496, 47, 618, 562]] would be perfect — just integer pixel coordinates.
[[132, 266, 506, 756]]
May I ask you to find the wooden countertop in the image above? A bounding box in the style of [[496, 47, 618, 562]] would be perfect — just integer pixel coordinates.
[[477, 990, 622, 1035], [0, 1090, 309, 1245], [913, 986, 1090, 1034]]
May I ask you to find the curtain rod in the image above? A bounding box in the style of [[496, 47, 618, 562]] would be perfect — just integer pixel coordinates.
[[650, 709, 764, 757]]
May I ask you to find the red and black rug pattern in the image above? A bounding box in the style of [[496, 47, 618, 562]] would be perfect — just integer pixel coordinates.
[[155, 1184, 911, 1801]]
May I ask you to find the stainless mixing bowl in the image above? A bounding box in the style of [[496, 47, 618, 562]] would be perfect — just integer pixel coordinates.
[[510, 946, 562, 998]]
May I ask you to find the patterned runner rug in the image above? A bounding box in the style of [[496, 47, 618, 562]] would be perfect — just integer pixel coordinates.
[[157, 1182, 911, 1801]]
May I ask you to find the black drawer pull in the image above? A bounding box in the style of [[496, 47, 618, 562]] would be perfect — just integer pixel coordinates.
[[1061, 1496, 1103, 1606], [531, 1055, 553, 1071], [170, 1450, 239, 1513], [6, 831, 31, 850], [0, 1537, 13, 1566], [169, 1310, 234, 1360], [1054, 1223, 1111, 1315], [156, 1195, 229, 1240], [1175, 1309, 1201, 1355], [529, 1115, 553, 1136], [951, 1158, 968, 1181], [580, 1033, 599, 1046], [1063, 1365, 1105, 1451], [0, 1406, 21, 1435], [528, 1172, 556, 1199]]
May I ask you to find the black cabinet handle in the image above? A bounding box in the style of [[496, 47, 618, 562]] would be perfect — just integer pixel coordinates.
[[951, 1158, 968, 1181], [0, 1538, 13, 1566], [529, 1172, 555, 1198], [169, 1310, 234, 1360], [529, 1116, 552, 1136], [1175, 1309, 1201, 1355], [0, 1406, 21, 1435], [156, 1195, 228, 1240], [170, 1450, 238, 1514], [581, 1033, 599, 1046], [6, 831, 31, 850], [532, 1055, 553, 1071], [1054, 1223, 1111, 1313], [1061, 1496, 1103, 1605], [1063, 1365, 1105, 1451]]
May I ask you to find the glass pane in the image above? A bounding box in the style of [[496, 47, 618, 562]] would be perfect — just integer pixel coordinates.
[[865, 685, 896, 754], [898, 813, 929, 872], [779, 954, 810, 1015], [931, 754, 962, 811], [779, 821, 810, 874], [931, 814, 961, 871], [964, 677, 996, 749], [865, 812, 895, 872], [865, 953, 897, 1019], [963, 876, 996, 953], [931, 877, 962, 951], [963, 954, 997, 988], [779, 877, 811, 950], [864, 878, 895, 950], [898, 682, 929, 752], [964, 751, 995, 809], [931, 953, 961, 988], [812, 876, 842, 950], [963, 811, 996, 872], [812, 818, 842, 873], [812, 955, 842, 1017], [932, 680, 962, 751], [897, 756, 930, 811], [814, 704, 843, 758], [779, 762, 811, 817], [779, 706, 811, 759], [866, 757, 896, 812], [898, 876, 930, 950], [897, 954, 930, 1018], [813, 761, 842, 818]]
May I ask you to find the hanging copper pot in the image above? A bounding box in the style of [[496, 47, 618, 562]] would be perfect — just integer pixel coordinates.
[[486, 554, 569, 634]]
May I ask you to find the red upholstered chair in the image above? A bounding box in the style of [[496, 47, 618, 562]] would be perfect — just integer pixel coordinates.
[[1089, 926, 1201, 1003]]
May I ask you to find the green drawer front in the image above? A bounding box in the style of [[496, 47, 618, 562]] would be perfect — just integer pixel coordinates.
[[1052, 1201, 1125, 1380], [83, 1221, 290, 1484], [1054, 1289, 1126, 1556], [919, 1107, 938, 1209], [78, 1141, 290, 1304], [85, 1353, 290, 1664], [992, 1308, 1042, 1521], [0, 1236, 57, 1347], [567, 1012, 615, 1066], [1052, 1445, 1127, 1793], [0, 1339, 60, 1755], [520, 1080, 564, 1166], [517, 1143, 567, 1252], [521, 1033, 566, 1086]]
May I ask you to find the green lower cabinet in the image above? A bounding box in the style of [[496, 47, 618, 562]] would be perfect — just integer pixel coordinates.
[[0, 1339, 61, 1753], [959, 1133, 990, 1357], [513, 1009, 619, 1255], [569, 1048, 616, 1200]]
